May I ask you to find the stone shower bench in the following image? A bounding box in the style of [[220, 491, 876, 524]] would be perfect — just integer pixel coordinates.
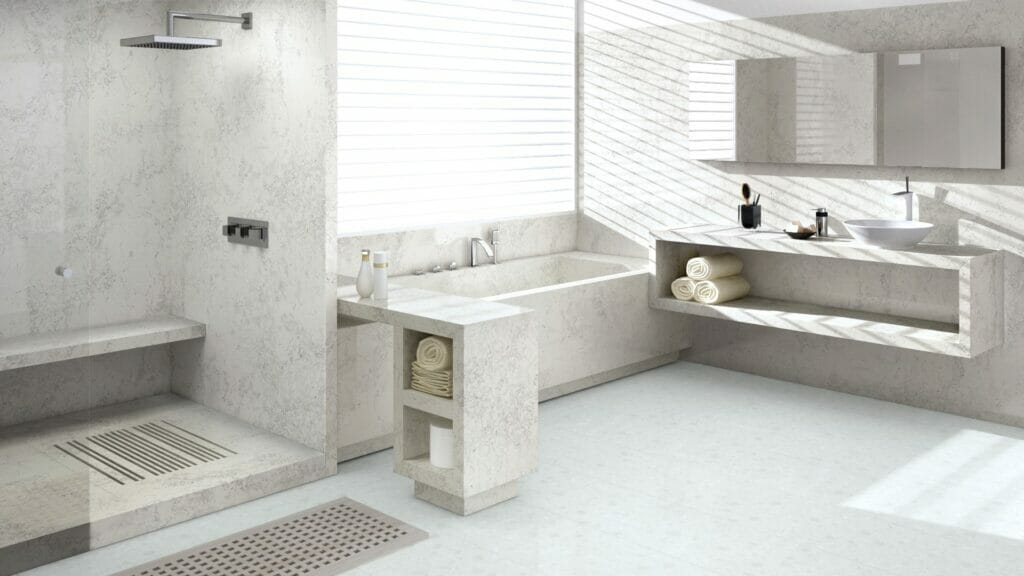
[[0, 316, 205, 372]]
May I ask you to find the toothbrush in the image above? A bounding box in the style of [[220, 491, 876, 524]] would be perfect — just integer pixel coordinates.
[[754, 194, 761, 206]]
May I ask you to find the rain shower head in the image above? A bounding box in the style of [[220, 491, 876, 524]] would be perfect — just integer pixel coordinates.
[[121, 11, 252, 50], [120, 35, 221, 50]]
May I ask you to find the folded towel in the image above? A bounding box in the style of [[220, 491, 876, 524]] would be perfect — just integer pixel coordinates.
[[686, 254, 743, 281], [412, 361, 452, 384], [670, 277, 697, 301], [411, 381, 453, 398], [416, 336, 453, 371], [411, 360, 453, 398], [694, 276, 751, 304]]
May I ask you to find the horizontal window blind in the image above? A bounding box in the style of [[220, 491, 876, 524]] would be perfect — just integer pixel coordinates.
[[337, 0, 577, 233]]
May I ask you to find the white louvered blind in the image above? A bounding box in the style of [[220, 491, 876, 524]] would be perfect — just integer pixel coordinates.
[[337, 0, 577, 234]]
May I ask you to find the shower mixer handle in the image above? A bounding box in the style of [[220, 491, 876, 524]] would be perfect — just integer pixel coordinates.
[[239, 225, 265, 240], [223, 217, 269, 248]]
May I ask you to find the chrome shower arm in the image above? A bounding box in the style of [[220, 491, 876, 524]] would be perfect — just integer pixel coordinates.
[[166, 11, 253, 36]]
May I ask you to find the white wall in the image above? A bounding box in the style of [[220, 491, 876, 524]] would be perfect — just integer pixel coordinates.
[[0, 0, 336, 455], [580, 0, 1024, 426], [168, 0, 335, 455], [0, 0, 178, 424], [337, 213, 578, 279]]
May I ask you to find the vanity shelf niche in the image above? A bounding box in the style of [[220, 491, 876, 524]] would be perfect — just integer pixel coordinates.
[[652, 225, 1003, 358]]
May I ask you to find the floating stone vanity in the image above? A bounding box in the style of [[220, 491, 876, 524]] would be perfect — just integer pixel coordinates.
[[337, 285, 537, 515], [652, 225, 1004, 358]]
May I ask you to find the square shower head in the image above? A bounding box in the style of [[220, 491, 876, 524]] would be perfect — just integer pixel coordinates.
[[120, 35, 221, 50]]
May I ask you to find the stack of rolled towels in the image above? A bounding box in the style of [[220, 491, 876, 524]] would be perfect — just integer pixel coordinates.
[[671, 253, 751, 305], [412, 336, 453, 398]]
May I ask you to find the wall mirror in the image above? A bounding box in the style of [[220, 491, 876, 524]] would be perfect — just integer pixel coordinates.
[[688, 46, 1003, 170]]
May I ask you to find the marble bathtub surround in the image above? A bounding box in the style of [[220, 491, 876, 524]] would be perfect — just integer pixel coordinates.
[[338, 213, 577, 278], [338, 283, 538, 515], [652, 226, 1003, 358], [335, 251, 691, 464]]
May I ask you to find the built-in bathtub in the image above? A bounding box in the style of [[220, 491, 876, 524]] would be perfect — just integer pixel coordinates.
[[396, 251, 690, 400], [335, 250, 690, 462]]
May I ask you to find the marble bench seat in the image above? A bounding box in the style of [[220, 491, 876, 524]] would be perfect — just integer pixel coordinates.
[[0, 316, 206, 372]]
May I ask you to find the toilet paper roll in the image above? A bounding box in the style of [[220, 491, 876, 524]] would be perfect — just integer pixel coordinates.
[[429, 420, 455, 469]]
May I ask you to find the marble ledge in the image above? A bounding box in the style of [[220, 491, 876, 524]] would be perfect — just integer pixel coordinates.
[[337, 284, 532, 338], [655, 224, 999, 270], [0, 316, 205, 372]]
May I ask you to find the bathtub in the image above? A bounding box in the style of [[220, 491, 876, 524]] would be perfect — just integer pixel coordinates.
[[335, 250, 690, 462], [395, 251, 690, 400]]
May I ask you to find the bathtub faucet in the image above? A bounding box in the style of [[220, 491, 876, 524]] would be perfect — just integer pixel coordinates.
[[470, 229, 499, 267]]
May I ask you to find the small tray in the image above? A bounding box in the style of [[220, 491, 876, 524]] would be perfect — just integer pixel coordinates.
[[784, 230, 816, 240]]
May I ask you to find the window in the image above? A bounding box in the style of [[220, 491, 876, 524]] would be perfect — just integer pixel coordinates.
[[337, 0, 577, 234]]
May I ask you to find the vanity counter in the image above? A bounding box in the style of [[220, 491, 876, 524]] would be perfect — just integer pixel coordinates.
[[654, 224, 998, 270], [652, 225, 1004, 358], [337, 284, 530, 338]]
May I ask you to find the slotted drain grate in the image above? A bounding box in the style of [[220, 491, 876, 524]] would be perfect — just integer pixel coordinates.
[[112, 498, 427, 576], [54, 420, 234, 485]]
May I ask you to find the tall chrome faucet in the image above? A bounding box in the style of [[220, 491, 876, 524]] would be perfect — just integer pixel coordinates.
[[893, 177, 914, 221], [470, 228, 500, 267]]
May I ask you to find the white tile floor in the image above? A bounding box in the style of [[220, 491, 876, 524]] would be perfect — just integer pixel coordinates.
[[21, 361, 1024, 575]]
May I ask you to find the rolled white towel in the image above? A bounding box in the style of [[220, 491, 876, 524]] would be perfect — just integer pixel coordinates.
[[694, 276, 751, 304], [670, 277, 697, 301], [416, 336, 452, 371], [686, 254, 743, 281]]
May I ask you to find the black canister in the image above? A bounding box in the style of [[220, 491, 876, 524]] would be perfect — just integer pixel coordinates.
[[738, 204, 761, 229]]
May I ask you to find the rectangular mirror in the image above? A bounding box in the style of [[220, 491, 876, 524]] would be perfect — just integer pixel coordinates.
[[689, 47, 1003, 170]]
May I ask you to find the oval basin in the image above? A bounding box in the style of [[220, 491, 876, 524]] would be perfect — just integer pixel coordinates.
[[844, 219, 934, 250]]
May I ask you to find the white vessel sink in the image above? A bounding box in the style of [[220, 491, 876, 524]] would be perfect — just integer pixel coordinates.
[[845, 219, 934, 250]]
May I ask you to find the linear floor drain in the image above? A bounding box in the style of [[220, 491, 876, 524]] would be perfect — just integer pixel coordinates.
[[112, 498, 427, 576], [54, 420, 234, 485]]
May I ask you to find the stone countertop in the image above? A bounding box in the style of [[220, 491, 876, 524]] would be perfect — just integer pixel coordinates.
[[654, 224, 999, 270], [337, 284, 532, 337]]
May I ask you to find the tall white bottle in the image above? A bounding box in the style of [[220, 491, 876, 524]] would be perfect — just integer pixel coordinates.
[[356, 249, 374, 298], [373, 250, 389, 301]]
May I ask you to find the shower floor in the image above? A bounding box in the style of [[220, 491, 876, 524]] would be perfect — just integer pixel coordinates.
[[0, 394, 324, 576]]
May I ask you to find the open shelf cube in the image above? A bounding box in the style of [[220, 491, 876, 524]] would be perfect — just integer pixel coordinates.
[[337, 283, 538, 515]]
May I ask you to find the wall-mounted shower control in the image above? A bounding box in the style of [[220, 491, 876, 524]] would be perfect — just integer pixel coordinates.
[[223, 217, 269, 248]]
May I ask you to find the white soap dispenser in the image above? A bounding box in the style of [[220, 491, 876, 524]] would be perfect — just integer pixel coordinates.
[[373, 250, 389, 301], [356, 249, 374, 298]]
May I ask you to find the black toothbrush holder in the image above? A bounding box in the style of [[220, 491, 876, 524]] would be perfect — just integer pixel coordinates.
[[738, 204, 761, 229]]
